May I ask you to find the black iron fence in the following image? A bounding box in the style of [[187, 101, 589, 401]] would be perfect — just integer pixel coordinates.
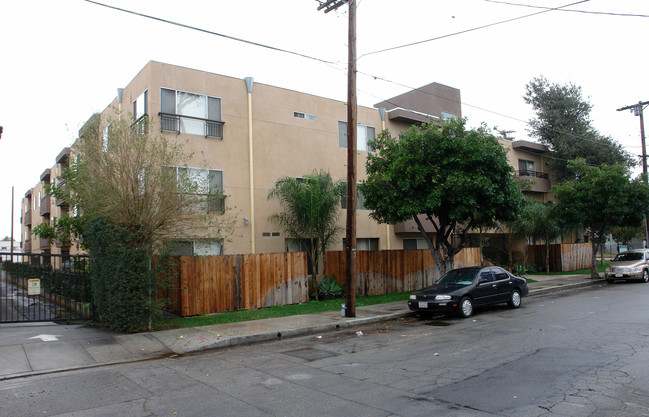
[[0, 253, 93, 323]]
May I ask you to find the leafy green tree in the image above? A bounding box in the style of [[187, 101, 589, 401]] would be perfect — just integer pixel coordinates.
[[553, 159, 649, 277], [611, 224, 643, 249], [524, 76, 633, 182], [268, 171, 344, 297], [35, 114, 235, 331], [360, 118, 523, 276]]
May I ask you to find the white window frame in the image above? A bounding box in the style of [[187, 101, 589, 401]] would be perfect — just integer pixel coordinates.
[[160, 88, 222, 137], [338, 121, 376, 152]]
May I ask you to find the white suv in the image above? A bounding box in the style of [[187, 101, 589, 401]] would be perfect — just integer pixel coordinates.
[[604, 249, 649, 283]]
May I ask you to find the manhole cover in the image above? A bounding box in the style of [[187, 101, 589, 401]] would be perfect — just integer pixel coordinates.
[[283, 347, 338, 361]]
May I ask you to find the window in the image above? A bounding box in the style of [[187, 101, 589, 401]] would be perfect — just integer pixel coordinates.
[[518, 159, 536, 175], [403, 238, 428, 250], [343, 237, 379, 251], [133, 90, 147, 121], [161, 88, 223, 138], [103, 123, 112, 151], [479, 270, 494, 282], [493, 268, 510, 281], [167, 166, 224, 213], [294, 111, 316, 121], [169, 239, 223, 256], [340, 182, 368, 210], [338, 121, 376, 152], [441, 112, 457, 121]]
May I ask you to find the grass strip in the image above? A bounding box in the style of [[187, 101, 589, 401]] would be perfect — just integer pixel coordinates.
[[158, 292, 411, 330]]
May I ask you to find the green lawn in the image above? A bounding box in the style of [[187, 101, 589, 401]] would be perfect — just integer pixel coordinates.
[[157, 291, 411, 330]]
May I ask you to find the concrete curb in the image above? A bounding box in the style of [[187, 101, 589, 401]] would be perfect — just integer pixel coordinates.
[[528, 278, 605, 297]]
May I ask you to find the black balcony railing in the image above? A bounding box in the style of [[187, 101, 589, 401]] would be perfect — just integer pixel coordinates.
[[517, 170, 549, 179], [207, 195, 226, 214], [159, 112, 224, 139]]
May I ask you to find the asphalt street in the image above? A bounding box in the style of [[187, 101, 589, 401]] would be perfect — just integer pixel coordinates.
[[2, 280, 649, 416]]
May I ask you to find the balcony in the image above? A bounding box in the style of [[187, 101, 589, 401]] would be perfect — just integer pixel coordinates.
[[208, 195, 226, 214], [23, 240, 32, 253], [40, 194, 51, 216], [39, 238, 50, 250], [159, 112, 224, 139], [55, 180, 68, 207], [23, 210, 32, 226], [56, 147, 71, 166], [517, 170, 551, 193]]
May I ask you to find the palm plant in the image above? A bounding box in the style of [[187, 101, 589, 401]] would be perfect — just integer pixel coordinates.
[[268, 171, 344, 298]]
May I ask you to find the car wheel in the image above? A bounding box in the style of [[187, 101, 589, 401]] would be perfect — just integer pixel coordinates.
[[606, 278, 614, 284], [642, 270, 649, 283], [458, 297, 473, 318], [507, 289, 522, 309]]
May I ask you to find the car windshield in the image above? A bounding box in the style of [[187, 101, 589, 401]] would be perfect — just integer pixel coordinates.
[[437, 269, 477, 286], [614, 252, 644, 262]]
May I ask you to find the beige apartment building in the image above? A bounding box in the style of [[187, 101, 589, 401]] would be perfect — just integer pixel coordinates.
[[21, 61, 552, 262]]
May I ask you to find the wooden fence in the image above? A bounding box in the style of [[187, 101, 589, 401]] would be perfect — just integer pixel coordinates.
[[165, 252, 309, 317], [326, 248, 482, 296], [528, 243, 592, 272]]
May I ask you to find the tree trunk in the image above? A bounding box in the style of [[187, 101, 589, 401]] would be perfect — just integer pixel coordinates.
[[590, 240, 599, 278]]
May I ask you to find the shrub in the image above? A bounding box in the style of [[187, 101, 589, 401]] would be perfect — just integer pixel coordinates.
[[316, 275, 344, 300], [83, 218, 168, 332]]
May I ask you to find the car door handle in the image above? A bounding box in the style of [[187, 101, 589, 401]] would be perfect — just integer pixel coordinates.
[[492, 284, 497, 288]]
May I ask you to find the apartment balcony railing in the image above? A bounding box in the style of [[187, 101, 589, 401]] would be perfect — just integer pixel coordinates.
[[517, 170, 549, 179], [40, 194, 51, 216], [23, 210, 32, 226], [517, 170, 550, 193], [39, 238, 50, 250], [159, 112, 224, 139], [207, 195, 226, 214], [23, 240, 31, 253], [55, 180, 68, 207]]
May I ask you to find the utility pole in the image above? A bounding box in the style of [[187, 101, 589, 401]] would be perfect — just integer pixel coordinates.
[[317, 0, 356, 317], [617, 100, 649, 246]]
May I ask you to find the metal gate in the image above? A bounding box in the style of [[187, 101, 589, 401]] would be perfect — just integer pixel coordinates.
[[0, 252, 93, 323]]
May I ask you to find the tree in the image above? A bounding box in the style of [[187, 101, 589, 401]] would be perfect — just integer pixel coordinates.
[[268, 171, 344, 297], [524, 76, 633, 182], [530, 201, 562, 274], [498, 196, 537, 271], [553, 159, 649, 278], [35, 114, 235, 331], [360, 118, 523, 276], [611, 224, 643, 249]]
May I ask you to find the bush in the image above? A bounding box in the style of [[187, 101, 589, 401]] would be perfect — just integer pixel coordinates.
[[83, 218, 168, 332], [316, 275, 344, 300]]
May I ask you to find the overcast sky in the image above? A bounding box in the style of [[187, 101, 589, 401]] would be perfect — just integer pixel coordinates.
[[1, 0, 648, 241]]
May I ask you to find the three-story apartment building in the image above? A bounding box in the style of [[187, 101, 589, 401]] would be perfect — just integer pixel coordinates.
[[21, 61, 552, 259]]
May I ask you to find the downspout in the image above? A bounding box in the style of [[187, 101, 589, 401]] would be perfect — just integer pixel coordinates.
[[245, 77, 256, 253], [379, 107, 390, 250]]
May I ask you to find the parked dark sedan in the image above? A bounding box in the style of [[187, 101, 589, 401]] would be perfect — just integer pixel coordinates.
[[408, 266, 529, 318]]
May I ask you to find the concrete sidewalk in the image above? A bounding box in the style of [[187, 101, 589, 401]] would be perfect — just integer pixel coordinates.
[[0, 273, 603, 380]]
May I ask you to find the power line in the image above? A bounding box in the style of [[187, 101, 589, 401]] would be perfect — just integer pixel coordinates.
[[484, 0, 649, 18], [84, 0, 340, 66], [84, 0, 631, 158], [356, 69, 633, 156], [358, 0, 590, 59]]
